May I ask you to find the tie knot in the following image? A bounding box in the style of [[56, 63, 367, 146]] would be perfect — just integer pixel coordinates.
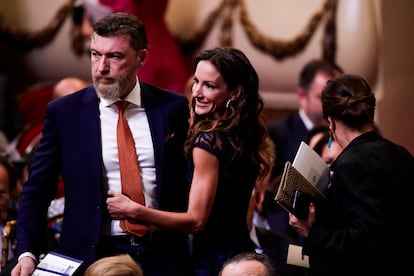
[[116, 101, 129, 114]]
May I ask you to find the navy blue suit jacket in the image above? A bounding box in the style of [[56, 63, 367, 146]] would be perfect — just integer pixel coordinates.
[[255, 227, 308, 276], [264, 112, 308, 240], [267, 112, 308, 181], [16, 82, 190, 267]]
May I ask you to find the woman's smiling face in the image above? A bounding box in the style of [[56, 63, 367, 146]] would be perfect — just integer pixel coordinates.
[[191, 60, 230, 116]]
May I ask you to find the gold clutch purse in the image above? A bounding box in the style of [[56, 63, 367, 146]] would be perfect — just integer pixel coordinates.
[[275, 161, 326, 219]]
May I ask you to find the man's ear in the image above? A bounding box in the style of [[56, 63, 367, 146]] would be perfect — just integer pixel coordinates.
[[296, 87, 306, 103], [136, 49, 148, 67]]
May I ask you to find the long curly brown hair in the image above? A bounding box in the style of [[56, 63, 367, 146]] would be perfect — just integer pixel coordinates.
[[185, 47, 270, 182]]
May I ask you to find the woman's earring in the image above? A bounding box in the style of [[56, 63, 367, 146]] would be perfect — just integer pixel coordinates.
[[226, 99, 232, 109], [327, 133, 333, 149]]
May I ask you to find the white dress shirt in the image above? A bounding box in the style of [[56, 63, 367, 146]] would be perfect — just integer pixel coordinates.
[[298, 108, 314, 131], [99, 80, 157, 235]]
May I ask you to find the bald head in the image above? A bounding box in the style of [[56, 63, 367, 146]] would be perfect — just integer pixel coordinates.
[[220, 259, 268, 276], [53, 77, 88, 100], [219, 252, 277, 276]]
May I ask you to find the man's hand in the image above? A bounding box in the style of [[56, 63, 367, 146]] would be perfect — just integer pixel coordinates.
[[11, 256, 36, 276]]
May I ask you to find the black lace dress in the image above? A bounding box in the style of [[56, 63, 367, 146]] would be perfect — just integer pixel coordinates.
[[190, 131, 258, 275]]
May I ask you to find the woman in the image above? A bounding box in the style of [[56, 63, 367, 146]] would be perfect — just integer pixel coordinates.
[[289, 74, 414, 275], [107, 47, 270, 275], [84, 254, 143, 276], [304, 126, 342, 166]]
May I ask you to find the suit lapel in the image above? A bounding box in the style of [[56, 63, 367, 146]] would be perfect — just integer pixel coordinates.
[[80, 88, 103, 185], [141, 85, 165, 195]]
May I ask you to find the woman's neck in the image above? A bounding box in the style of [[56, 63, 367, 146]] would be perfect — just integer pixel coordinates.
[[334, 121, 375, 149]]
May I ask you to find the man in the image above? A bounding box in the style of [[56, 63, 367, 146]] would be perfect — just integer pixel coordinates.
[[218, 252, 277, 276], [248, 187, 308, 276], [0, 75, 24, 143], [261, 59, 341, 239], [72, 0, 191, 94], [0, 155, 19, 273], [12, 12, 191, 276], [52, 77, 89, 100]]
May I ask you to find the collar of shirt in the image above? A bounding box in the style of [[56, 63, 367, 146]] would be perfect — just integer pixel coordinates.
[[298, 108, 314, 130], [249, 227, 261, 249], [99, 77, 142, 108]]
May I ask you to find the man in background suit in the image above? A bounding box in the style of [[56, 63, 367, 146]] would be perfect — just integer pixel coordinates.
[[0, 75, 24, 144], [261, 59, 342, 242], [0, 155, 20, 275], [12, 12, 191, 276], [248, 187, 309, 276]]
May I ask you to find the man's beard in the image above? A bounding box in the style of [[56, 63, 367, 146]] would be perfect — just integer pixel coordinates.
[[94, 79, 121, 100], [93, 67, 136, 100], [93, 73, 133, 100]]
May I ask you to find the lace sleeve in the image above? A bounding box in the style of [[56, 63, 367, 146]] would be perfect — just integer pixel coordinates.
[[193, 131, 226, 157]]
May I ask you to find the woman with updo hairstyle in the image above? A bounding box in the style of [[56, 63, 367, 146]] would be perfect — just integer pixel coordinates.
[[289, 74, 414, 276], [321, 74, 376, 131]]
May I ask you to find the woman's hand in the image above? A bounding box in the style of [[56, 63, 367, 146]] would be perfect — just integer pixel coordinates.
[[289, 203, 316, 237], [106, 190, 142, 220]]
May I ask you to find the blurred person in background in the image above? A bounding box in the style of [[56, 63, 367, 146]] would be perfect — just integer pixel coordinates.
[[0, 155, 20, 274], [304, 126, 342, 166], [262, 59, 342, 243], [84, 254, 143, 276], [219, 252, 277, 276]]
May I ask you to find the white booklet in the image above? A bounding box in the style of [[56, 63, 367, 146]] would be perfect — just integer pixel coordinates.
[[292, 141, 330, 194], [32, 251, 83, 276], [286, 244, 310, 268]]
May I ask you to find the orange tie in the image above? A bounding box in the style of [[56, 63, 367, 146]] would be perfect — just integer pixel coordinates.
[[116, 101, 148, 237]]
